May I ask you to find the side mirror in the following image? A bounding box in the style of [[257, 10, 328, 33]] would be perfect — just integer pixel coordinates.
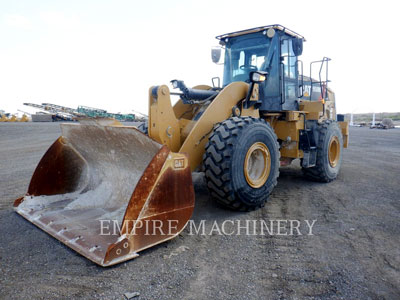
[[292, 38, 303, 56], [211, 47, 222, 63]]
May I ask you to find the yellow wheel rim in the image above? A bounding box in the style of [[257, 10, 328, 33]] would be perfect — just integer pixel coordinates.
[[328, 136, 340, 167], [244, 142, 271, 188]]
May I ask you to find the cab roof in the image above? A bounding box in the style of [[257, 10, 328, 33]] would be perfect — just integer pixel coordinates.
[[216, 24, 305, 41]]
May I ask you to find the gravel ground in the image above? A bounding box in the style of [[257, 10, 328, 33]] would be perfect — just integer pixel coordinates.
[[0, 123, 399, 299]]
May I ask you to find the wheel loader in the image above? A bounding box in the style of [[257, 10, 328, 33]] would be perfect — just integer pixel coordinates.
[[14, 24, 349, 266]]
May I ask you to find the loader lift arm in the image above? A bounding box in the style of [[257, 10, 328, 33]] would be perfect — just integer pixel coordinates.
[[149, 81, 259, 170]]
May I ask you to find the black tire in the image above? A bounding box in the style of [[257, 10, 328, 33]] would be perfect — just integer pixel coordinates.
[[137, 121, 148, 135], [303, 120, 343, 182], [203, 117, 280, 211]]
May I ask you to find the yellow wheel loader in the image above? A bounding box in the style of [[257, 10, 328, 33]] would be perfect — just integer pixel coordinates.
[[14, 25, 349, 266]]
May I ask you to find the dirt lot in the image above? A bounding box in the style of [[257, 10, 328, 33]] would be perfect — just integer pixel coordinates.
[[0, 123, 399, 300]]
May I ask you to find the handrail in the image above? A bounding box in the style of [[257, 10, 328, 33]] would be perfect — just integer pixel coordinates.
[[309, 57, 331, 101]]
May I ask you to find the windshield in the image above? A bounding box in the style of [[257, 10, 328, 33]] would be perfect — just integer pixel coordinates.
[[223, 33, 270, 86]]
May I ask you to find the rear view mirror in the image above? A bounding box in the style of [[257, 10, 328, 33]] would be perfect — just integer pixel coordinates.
[[292, 38, 303, 56], [211, 47, 222, 63]]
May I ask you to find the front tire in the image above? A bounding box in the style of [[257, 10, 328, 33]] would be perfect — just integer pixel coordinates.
[[203, 117, 280, 211]]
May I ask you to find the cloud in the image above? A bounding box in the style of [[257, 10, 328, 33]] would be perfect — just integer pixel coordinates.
[[39, 11, 80, 30], [3, 14, 32, 30]]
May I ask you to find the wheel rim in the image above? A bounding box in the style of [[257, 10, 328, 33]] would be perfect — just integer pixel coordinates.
[[328, 136, 340, 167], [244, 142, 271, 188]]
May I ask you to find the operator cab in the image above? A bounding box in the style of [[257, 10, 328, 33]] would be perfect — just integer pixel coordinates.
[[215, 25, 305, 112]]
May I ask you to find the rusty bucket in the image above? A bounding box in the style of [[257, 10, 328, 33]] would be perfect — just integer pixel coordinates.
[[14, 123, 195, 266]]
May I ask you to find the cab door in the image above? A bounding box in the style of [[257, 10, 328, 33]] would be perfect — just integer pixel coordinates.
[[281, 38, 299, 111]]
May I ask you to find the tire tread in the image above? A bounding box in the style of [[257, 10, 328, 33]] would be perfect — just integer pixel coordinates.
[[203, 117, 279, 211]]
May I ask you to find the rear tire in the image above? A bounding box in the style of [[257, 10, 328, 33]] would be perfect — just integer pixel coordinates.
[[303, 120, 343, 182], [203, 117, 280, 211]]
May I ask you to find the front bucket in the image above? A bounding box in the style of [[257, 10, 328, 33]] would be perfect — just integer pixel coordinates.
[[14, 123, 195, 266]]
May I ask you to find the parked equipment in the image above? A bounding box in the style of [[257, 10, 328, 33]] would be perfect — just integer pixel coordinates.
[[15, 25, 348, 266], [0, 111, 8, 122], [23, 103, 136, 122], [370, 118, 395, 129]]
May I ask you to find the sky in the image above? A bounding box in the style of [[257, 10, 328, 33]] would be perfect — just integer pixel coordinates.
[[0, 0, 399, 116]]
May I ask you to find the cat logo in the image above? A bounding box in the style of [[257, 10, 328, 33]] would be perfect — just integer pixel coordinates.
[[174, 158, 185, 169]]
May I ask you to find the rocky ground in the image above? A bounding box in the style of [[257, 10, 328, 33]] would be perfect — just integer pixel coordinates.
[[0, 123, 399, 299]]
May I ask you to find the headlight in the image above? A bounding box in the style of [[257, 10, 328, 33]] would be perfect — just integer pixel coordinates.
[[250, 71, 268, 83]]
